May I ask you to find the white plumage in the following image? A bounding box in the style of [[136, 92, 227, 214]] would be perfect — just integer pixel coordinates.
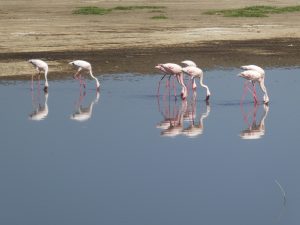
[[155, 63, 187, 99], [181, 60, 197, 67], [28, 59, 49, 91], [239, 65, 269, 104], [182, 65, 210, 101], [69, 60, 100, 90]]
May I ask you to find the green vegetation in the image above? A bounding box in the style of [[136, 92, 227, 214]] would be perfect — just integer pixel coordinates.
[[113, 6, 165, 11], [73, 5, 166, 15], [204, 5, 300, 17], [149, 10, 165, 13], [73, 6, 112, 15], [151, 15, 168, 19]]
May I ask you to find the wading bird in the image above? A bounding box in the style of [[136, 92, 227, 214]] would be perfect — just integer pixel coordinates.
[[28, 59, 49, 92], [69, 60, 100, 91], [155, 63, 187, 99], [182, 65, 211, 101], [239, 65, 269, 104]]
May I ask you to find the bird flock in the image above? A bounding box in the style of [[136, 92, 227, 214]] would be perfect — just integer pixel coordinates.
[[28, 58, 269, 104], [155, 60, 269, 104]]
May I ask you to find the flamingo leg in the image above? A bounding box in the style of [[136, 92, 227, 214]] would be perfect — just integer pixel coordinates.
[[172, 75, 177, 100], [80, 75, 86, 89], [157, 74, 167, 96], [166, 75, 170, 88], [73, 68, 82, 80], [247, 82, 258, 104], [192, 78, 197, 90], [31, 74, 34, 90]]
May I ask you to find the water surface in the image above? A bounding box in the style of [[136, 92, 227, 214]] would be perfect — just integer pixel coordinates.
[[0, 67, 299, 225]]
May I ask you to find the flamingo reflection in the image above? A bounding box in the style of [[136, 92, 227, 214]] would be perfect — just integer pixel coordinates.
[[182, 92, 211, 137], [240, 103, 269, 140], [157, 90, 210, 138], [29, 86, 49, 121], [70, 89, 100, 122]]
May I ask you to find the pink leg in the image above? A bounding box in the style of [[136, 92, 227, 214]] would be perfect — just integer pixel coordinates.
[[157, 74, 167, 96], [172, 76, 177, 99], [31, 74, 34, 90], [246, 82, 258, 104]]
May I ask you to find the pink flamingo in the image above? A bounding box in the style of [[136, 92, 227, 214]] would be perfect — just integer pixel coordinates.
[[28, 59, 49, 92], [155, 63, 187, 99], [182, 65, 211, 101], [69, 60, 100, 91], [238, 65, 269, 104]]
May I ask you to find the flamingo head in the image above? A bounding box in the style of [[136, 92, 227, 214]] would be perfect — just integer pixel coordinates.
[[205, 95, 210, 102], [155, 64, 162, 69], [69, 61, 75, 66]]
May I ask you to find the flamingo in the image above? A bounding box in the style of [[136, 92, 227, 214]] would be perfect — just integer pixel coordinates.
[[182, 66, 211, 101], [28, 59, 49, 92], [155, 63, 187, 99], [239, 65, 269, 104], [69, 60, 100, 91], [181, 60, 197, 67]]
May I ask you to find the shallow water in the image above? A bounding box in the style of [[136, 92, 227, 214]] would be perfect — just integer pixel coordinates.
[[0, 67, 299, 225]]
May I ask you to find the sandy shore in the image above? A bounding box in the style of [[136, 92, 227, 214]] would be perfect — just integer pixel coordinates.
[[0, 0, 299, 77]]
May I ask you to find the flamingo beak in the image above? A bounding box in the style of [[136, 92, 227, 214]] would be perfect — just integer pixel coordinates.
[[43, 86, 48, 93]]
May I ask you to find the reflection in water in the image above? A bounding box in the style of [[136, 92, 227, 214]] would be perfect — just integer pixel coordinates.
[[29, 87, 49, 121], [240, 103, 269, 140], [157, 91, 210, 138], [70, 89, 100, 122]]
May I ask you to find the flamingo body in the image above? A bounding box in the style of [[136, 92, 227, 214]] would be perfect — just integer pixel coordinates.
[[181, 60, 197, 67], [241, 65, 265, 75], [28, 59, 49, 91]]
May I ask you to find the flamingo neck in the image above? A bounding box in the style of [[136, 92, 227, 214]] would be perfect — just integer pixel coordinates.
[[199, 75, 210, 96], [259, 78, 269, 103], [89, 69, 100, 88], [44, 68, 49, 87]]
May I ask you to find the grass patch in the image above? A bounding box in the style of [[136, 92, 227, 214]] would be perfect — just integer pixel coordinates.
[[113, 6, 165, 11], [73, 6, 112, 15], [151, 15, 168, 19], [149, 9, 165, 13], [204, 5, 300, 17], [73, 5, 166, 15]]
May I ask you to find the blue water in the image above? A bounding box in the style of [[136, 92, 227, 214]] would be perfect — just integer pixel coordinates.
[[0, 67, 299, 225]]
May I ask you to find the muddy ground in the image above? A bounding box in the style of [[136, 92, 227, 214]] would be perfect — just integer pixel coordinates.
[[0, 0, 299, 77]]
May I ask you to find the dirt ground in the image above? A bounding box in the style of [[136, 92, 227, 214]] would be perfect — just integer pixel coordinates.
[[0, 0, 299, 77]]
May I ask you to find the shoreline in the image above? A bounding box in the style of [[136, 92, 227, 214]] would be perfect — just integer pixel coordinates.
[[0, 38, 299, 78]]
